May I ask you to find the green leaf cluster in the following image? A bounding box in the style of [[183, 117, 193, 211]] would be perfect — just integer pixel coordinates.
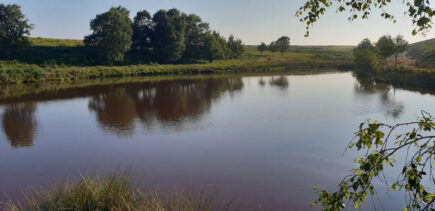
[[312, 111, 435, 210], [296, 0, 433, 37]]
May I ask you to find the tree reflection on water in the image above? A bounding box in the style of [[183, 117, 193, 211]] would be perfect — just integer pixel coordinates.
[[88, 77, 244, 136], [354, 75, 405, 119], [2, 103, 37, 147]]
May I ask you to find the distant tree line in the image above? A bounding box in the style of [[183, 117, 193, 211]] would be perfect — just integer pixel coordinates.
[[0, 4, 245, 65], [257, 36, 291, 56], [353, 35, 409, 75]]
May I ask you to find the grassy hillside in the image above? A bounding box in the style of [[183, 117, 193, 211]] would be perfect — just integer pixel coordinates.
[[407, 38, 435, 58], [15, 37, 88, 65], [406, 38, 435, 68], [29, 37, 84, 47], [245, 45, 354, 60]]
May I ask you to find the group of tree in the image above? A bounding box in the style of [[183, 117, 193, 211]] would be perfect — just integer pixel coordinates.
[[84, 6, 244, 64], [353, 35, 409, 75], [0, 4, 32, 59], [257, 36, 291, 56], [0, 4, 244, 65]]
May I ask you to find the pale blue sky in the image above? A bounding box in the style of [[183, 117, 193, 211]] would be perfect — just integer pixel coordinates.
[[4, 0, 434, 45]]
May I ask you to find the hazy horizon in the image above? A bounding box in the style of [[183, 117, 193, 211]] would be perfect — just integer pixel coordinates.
[[4, 0, 434, 45]]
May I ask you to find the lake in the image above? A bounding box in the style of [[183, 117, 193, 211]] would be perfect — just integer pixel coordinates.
[[0, 71, 434, 210]]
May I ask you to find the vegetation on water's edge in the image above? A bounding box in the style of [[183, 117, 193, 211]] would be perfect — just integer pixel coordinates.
[[0, 70, 343, 103], [0, 48, 351, 84], [2, 36, 435, 90], [1, 173, 233, 211], [351, 36, 435, 90], [372, 67, 435, 89]]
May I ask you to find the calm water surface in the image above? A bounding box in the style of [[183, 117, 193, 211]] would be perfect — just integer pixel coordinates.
[[0, 72, 434, 210]]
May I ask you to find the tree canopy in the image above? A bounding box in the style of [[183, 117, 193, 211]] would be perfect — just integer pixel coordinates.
[[0, 3, 32, 59], [227, 35, 244, 59], [84, 6, 133, 64], [183, 14, 210, 61], [264, 36, 291, 55], [202, 31, 228, 62], [296, 0, 433, 36], [376, 35, 395, 60], [391, 35, 409, 70], [353, 38, 379, 75], [257, 42, 268, 55], [276, 36, 291, 55], [132, 10, 153, 52], [268, 41, 278, 54], [151, 9, 187, 63]]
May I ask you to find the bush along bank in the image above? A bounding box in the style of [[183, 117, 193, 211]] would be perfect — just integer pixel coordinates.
[[373, 67, 435, 90]]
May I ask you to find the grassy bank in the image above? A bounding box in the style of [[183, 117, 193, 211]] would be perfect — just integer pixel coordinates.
[[1, 174, 231, 211], [0, 37, 354, 84], [0, 58, 348, 84], [0, 51, 351, 85], [4, 37, 434, 89]]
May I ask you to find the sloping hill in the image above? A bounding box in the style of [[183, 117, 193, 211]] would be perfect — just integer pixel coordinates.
[[407, 38, 435, 68], [407, 38, 435, 58]]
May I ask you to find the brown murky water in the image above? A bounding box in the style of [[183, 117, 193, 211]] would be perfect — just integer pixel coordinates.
[[0, 72, 434, 210]]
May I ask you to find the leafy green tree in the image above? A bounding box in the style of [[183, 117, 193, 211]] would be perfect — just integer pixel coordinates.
[[131, 10, 154, 63], [276, 36, 290, 55], [312, 111, 434, 211], [375, 35, 395, 60], [132, 10, 153, 52], [353, 39, 379, 76], [392, 35, 409, 70], [257, 42, 268, 55], [227, 35, 244, 59], [151, 9, 186, 63], [268, 41, 278, 55], [202, 31, 227, 63], [0, 4, 32, 59], [296, 0, 433, 36], [183, 14, 210, 61], [84, 6, 132, 64]]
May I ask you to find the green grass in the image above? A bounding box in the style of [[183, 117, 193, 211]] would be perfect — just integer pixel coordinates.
[[0, 38, 354, 84], [244, 45, 354, 61], [12, 38, 88, 66], [406, 38, 435, 68], [29, 37, 84, 47], [407, 38, 435, 58], [1, 173, 231, 211], [0, 58, 346, 84]]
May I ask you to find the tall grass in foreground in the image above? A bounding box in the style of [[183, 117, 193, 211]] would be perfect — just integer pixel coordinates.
[[1, 173, 234, 211]]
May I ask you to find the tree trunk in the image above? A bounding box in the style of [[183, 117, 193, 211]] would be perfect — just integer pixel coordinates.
[[394, 54, 398, 71]]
